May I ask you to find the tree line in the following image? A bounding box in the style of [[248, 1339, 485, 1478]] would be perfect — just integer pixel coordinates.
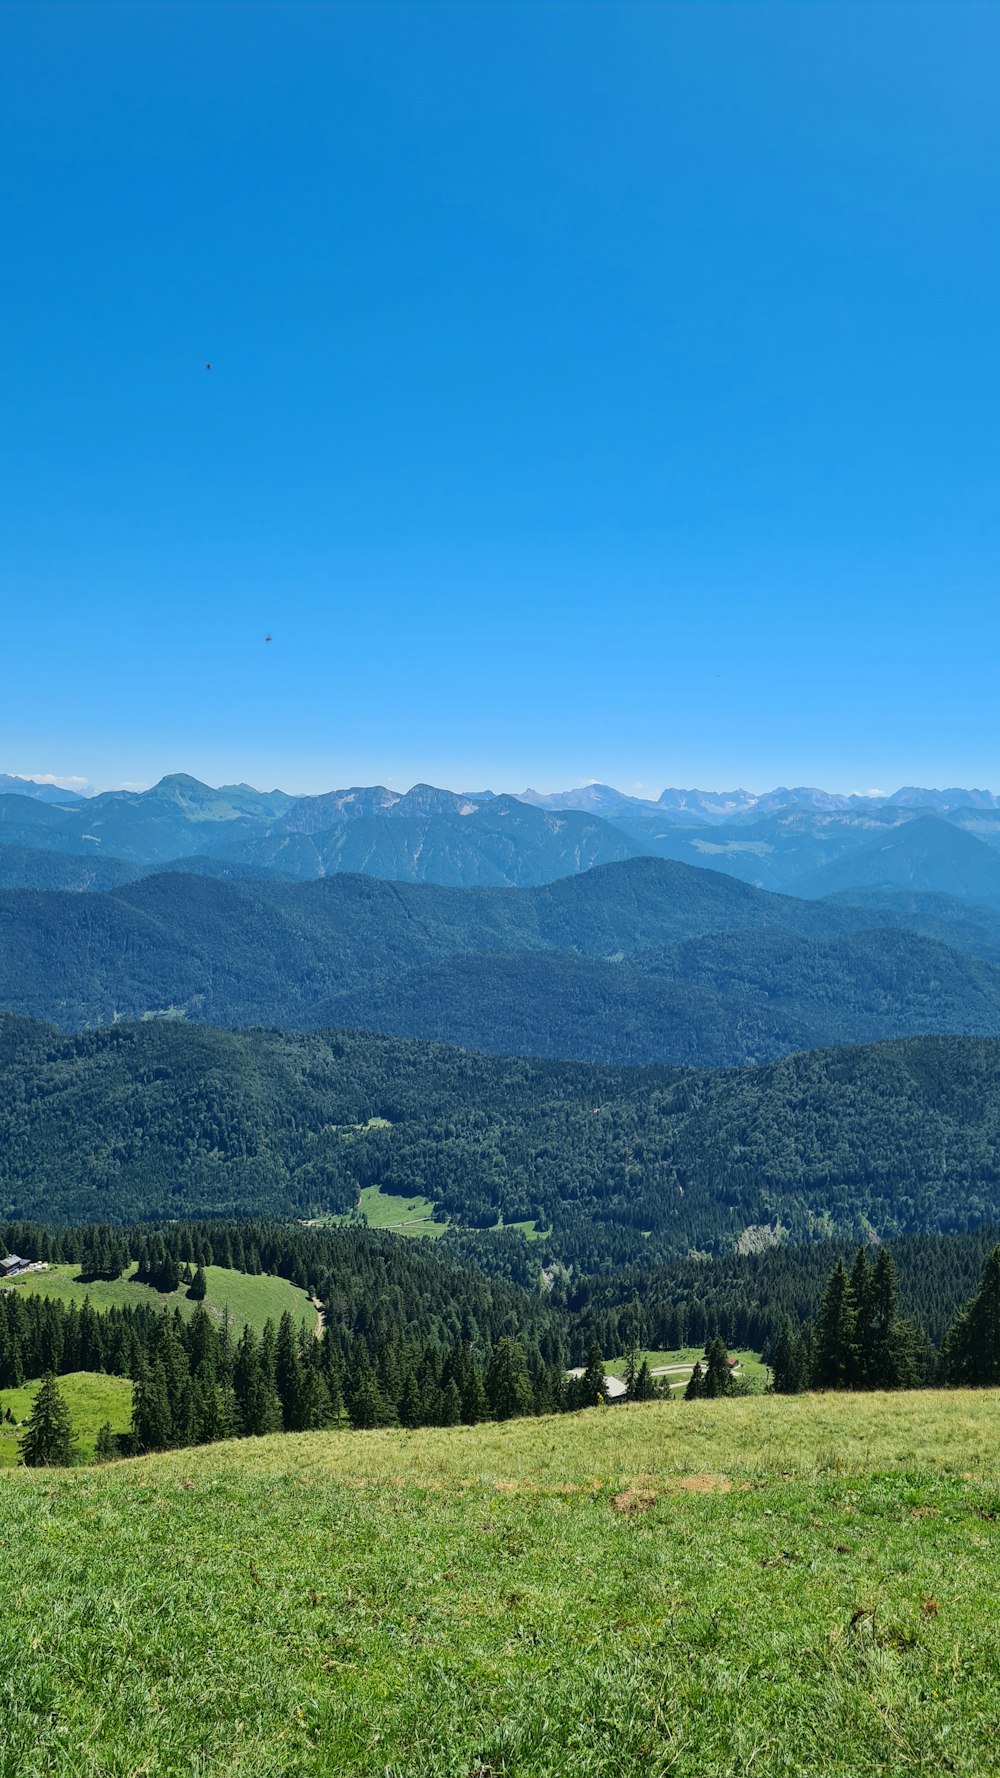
[[768, 1243, 1000, 1391]]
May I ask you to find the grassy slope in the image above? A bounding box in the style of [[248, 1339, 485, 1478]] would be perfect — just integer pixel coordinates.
[[3, 1393, 1000, 1776], [1, 1263, 316, 1335], [606, 1346, 769, 1394], [357, 1183, 446, 1237], [0, 1370, 132, 1466]]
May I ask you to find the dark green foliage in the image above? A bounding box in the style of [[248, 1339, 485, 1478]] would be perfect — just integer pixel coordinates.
[[187, 1265, 207, 1301], [684, 1361, 704, 1401], [93, 1420, 116, 1462], [629, 1358, 656, 1401], [19, 1372, 77, 1467], [702, 1336, 732, 1398], [485, 1338, 534, 1420], [6, 856, 1000, 1068], [811, 1261, 858, 1388], [943, 1245, 1000, 1385], [7, 1019, 1000, 1266]]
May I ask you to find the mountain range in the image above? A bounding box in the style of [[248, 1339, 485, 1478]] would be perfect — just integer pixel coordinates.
[[7, 771, 1000, 899], [6, 855, 1000, 1069]]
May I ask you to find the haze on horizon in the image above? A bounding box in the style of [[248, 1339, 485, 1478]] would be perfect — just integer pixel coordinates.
[[4, 4, 999, 794]]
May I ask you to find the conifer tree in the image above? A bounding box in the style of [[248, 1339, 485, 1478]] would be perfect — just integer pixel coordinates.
[[703, 1336, 731, 1398], [849, 1248, 874, 1385], [94, 1421, 116, 1462], [811, 1260, 857, 1389], [187, 1266, 207, 1302], [581, 1342, 607, 1407], [629, 1358, 656, 1401], [684, 1361, 704, 1401], [944, 1245, 1000, 1386], [131, 1358, 174, 1452], [485, 1337, 533, 1420], [19, 1374, 77, 1467]]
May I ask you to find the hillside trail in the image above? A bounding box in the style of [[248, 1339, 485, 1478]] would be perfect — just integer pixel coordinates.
[[310, 1295, 325, 1340]]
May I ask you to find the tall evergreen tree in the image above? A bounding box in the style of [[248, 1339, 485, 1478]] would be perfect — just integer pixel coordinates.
[[485, 1338, 533, 1420], [812, 1260, 857, 1389], [19, 1374, 77, 1467]]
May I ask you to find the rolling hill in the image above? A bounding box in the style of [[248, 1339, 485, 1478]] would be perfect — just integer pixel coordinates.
[[2, 858, 1000, 1066], [3, 1015, 1000, 1260]]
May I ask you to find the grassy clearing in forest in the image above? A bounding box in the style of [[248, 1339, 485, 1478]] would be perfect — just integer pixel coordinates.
[[605, 1346, 769, 1393], [2, 1391, 1000, 1775], [0, 1370, 132, 1466], [356, 1184, 446, 1236], [1, 1262, 315, 1335]]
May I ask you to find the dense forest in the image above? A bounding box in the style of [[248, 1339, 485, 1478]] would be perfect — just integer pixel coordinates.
[[3, 1016, 1000, 1267], [564, 1225, 1000, 1358], [7, 1219, 1000, 1468], [0, 1221, 579, 1455], [3, 858, 1000, 1069]]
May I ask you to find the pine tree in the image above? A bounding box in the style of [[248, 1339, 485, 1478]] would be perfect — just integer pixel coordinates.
[[94, 1421, 116, 1462], [131, 1358, 174, 1452], [187, 1266, 207, 1302], [849, 1248, 875, 1385], [945, 1245, 1000, 1386], [629, 1359, 656, 1402], [581, 1342, 607, 1407], [812, 1260, 858, 1389], [702, 1336, 732, 1398], [770, 1317, 799, 1393], [19, 1374, 77, 1467], [440, 1379, 462, 1426], [485, 1338, 533, 1421], [398, 1369, 424, 1429], [684, 1361, 704, 1401]]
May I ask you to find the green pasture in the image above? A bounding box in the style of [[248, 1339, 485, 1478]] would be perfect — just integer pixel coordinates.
[[0, 1370, 133, 1467], [0, 1263, 316, 1336], [3, 1391, 1000, 1774], [606, 1346, 770, 1393]]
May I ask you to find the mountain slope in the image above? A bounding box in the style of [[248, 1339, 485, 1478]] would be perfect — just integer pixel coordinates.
[[798, 816, 1000, 900], [3, 1017, 1000, 1256], [0, 856, 866, 1032], [3, 856, 1000, 1061], [227, 796, 643, 886], [336, 928, 1000, 1067]]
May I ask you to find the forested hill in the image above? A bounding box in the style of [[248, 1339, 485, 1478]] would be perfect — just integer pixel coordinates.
[[6, 859, 1000, 1067], [3, 1015, 1000, 1264]]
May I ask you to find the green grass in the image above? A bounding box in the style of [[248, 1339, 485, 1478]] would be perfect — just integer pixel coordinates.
[[0, 1370, 132, 1467], [606, 1346, 770, 1393], [3, 1391, 1000, 1774], [1, 1263, 317, 1336], [356, 1184, 446, 1236]]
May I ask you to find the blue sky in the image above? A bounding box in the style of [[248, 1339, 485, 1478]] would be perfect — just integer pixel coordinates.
[[3, 3, 999, 796]]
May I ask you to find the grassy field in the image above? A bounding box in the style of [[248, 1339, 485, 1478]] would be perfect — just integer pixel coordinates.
[[0, 1370, 133, 1467], [1, 1263, 317, 1335], [356, 1184, 446, 1237], [3, 1391, 1000, 1775], [606, 1346, 770, 1394]]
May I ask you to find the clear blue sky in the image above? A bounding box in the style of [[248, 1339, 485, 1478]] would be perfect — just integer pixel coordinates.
[[3, 3, 999, 796]]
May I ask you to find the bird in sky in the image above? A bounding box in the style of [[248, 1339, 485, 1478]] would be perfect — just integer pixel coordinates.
[[204, 362, 212, 371], [264, 633, 272, 643]]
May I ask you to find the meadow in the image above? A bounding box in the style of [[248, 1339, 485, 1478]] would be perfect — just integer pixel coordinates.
[[1, 1262, 317, 1335], [2, 1391, 1000, 1776], [0, 1370, 132, 1466], [606, 1346, 769, 1394]]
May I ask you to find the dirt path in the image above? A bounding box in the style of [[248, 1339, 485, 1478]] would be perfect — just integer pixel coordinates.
[[310, 1295, 326, 1340]]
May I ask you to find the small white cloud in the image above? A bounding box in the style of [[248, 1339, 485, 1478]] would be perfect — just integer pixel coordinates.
[[852, 787, 887, 798], [20, 772, 90, 788]]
